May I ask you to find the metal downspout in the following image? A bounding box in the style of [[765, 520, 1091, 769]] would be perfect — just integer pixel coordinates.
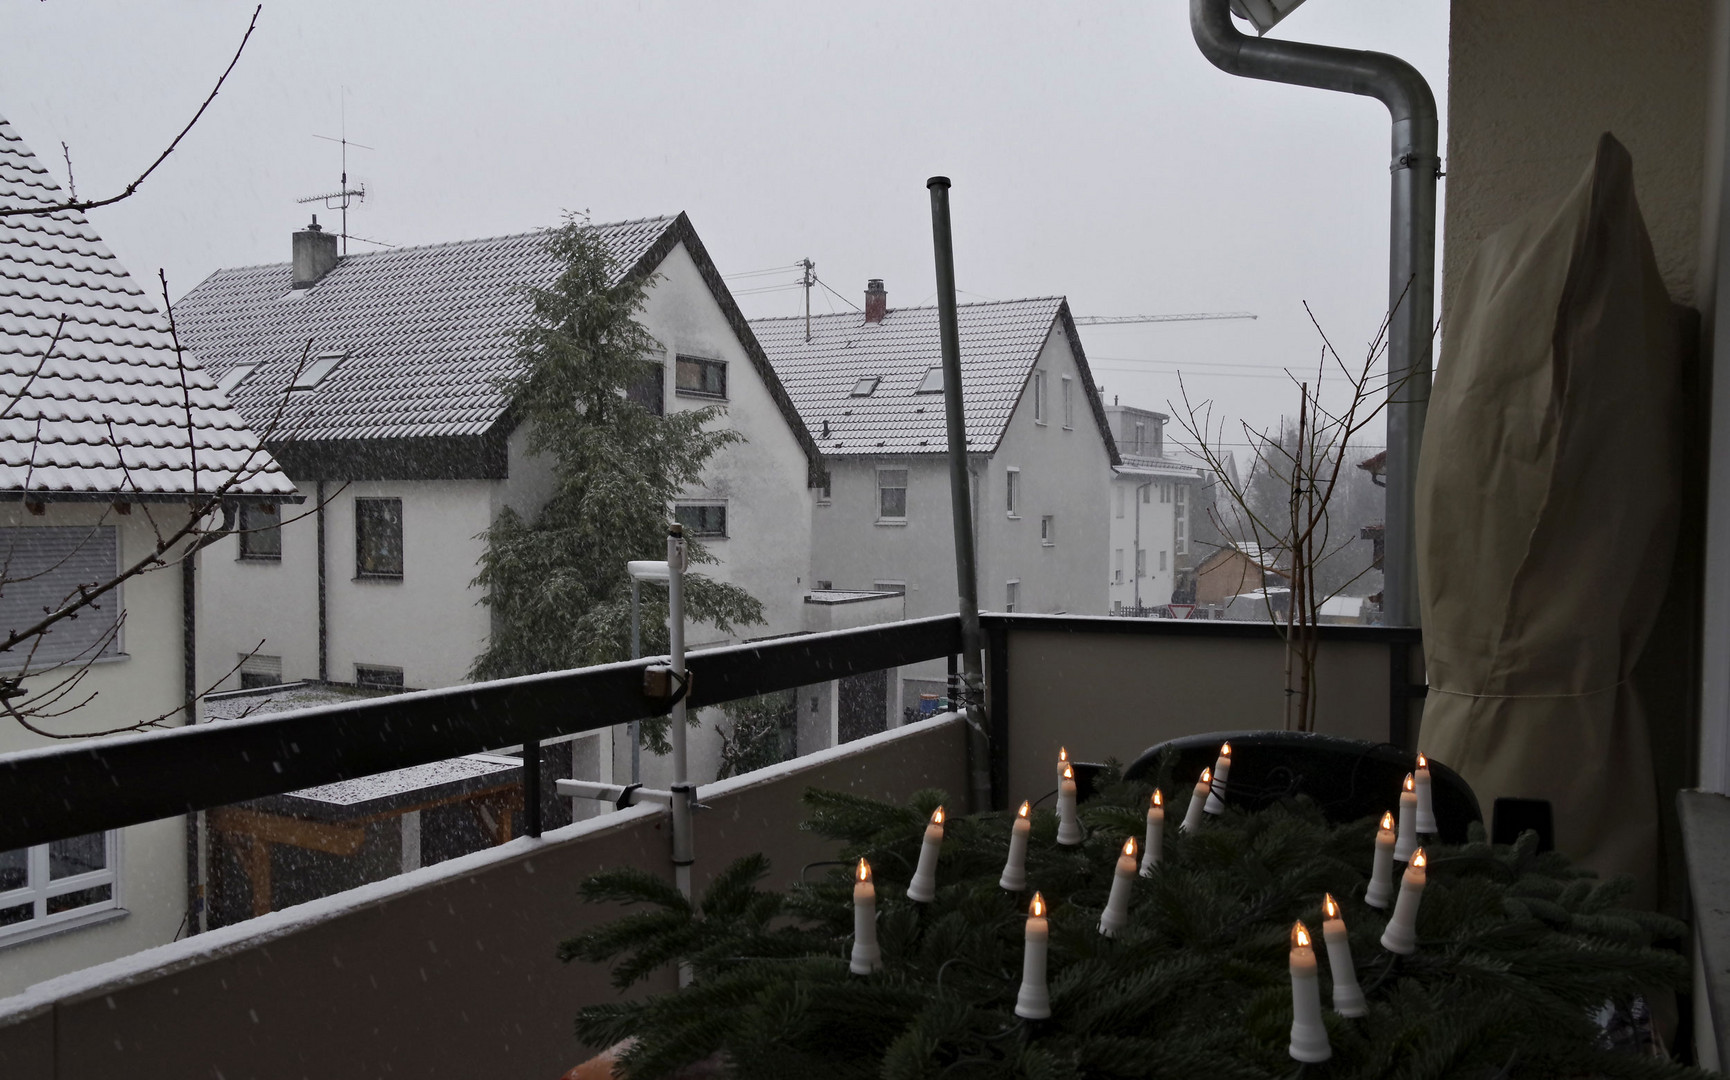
[[927, 177, 994, 813], [1191, 0, 1438, 627]]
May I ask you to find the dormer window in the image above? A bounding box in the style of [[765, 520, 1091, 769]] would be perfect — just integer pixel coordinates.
[[291, 351, 347, 391], [215, 363, 257, 397], [851, 377, 880, 397], [915, 367, 943, 394]]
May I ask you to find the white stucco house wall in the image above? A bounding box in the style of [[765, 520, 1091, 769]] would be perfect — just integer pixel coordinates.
[[1102, 404, 1203, 613], [0, 116, 297, 995], [753, 281, 1120, 714], [173, 213, 824, 793]]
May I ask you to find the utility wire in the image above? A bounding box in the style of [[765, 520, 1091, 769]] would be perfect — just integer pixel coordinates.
[[813, 274, 861, 312], [723, 263, 803, 280]]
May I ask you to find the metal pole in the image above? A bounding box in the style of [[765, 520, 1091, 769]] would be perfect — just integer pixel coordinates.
[[1190, 0, 1437, 627], [665, 523, 694, 987], [521, 739, 541, 838], [926, 176, 992, 813], [629, 578, 642, 785]]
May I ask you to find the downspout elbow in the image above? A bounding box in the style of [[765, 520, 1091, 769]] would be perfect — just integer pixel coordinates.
[[1190, 0, 1437, 137]]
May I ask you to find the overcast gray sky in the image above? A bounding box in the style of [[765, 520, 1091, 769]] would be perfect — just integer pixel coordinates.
[[0, 0, 1448, 452]]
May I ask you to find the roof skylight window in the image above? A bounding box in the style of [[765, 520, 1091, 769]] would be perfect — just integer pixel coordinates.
[[851, 377, 880, 397], [291, 350, 348, 391], [215, 363, 257, 397], [915, 367, 944, 394]]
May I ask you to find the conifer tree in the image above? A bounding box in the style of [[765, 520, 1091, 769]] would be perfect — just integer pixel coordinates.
[[562, 759, 1706, 1080], [473, 216, 764, 750]]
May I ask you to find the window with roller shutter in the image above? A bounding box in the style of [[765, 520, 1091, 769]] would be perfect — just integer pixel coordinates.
[[0, 526, 122, 671]]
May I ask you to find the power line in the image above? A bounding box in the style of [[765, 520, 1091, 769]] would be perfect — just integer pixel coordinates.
[[813, 274, 861, 312], [1073, 311, 1258, 326], [723, 263, 802, 280]]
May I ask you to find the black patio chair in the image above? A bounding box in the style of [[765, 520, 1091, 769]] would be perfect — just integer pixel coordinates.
[[1121, 730, 1482, 844]]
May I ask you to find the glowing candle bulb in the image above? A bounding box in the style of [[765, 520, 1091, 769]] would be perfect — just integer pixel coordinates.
[[1056, 763, 1083, 846], [1414, 753, 1437, 835], [1181, 767, 1212, 832], [1288, 920, 1332, 1062], [1380, 847, 1428, 955], [1000, 800, 1033, 891], [1098, 836, 1138, 936], [850, 858, 881, 974], [1366, 811, 1397, 909], [1015, 892, 1052, 1019], [1139, 789, 1164, 877], [906, 806, 945, 902], [1394, 773, 1419, 861], [1056, 746, 1069, 787], [1320, 892, 1365, 1016], [1203, 741, 1232, 815]]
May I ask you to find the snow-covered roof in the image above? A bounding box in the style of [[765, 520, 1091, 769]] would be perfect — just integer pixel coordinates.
[[0, 116, 294, 500], [173, 216, 680, 443], [752, 298, 1118, 462]]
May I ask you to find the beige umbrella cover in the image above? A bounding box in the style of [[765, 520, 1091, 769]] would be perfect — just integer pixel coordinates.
[[1417, 134, 1683, 902]]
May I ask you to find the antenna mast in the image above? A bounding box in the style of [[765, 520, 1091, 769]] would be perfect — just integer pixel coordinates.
[[800, 258, 815, 342], [298, 92, 373, 255]]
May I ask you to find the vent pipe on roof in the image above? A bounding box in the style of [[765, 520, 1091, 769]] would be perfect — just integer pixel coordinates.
[[864, 278, 887, 323], [292, 215, 340, 289]]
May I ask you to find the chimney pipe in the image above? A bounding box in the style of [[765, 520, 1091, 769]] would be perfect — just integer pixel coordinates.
[[293, 215, 340, 289], [864, 278, 887, 323]]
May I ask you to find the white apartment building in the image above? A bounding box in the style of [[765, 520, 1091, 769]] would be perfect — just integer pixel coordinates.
[[1102, 405, 1203, 612], [0, 116, 296, 993], [754, 281, 1119, 707]]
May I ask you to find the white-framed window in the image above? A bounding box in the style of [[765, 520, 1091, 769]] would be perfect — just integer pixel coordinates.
[[0, 831, 120, 944], [0, 526, 122, 671], [290, 350, 347, 391], [817, 475, 833, 504], [1161, 482, 1172, 504], [1006, 468, 1020, 516], [1114, 484, 1125, 519], [1175, 485, 1189, 555], [878, 468, 909, 521], [1006, 580, 1020, 612], [356, 664, 405, 691], [1136, 548, 1147, 579], [1061, 376, 1074, 428], [1114, 549, 1124, 584], [1032, 370, 1047, 423], [240, 652, 283, 690], [915, 367, 944, 394], [873, 580, 907, 594], [355, 497, 403, 580], [1040, 515, 1056, 546], [239, 501, 281, 560], [851, 377, 880, 397], [675, 502, 728, 538], [1159, 550, 1168, 572], [1133, 421, 1146, 454]]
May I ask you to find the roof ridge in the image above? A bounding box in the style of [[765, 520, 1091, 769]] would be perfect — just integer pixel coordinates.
[[197, 214, 682, 275]]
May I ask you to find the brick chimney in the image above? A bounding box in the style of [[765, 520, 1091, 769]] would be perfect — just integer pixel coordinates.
[[864, 278, 887, 323], [292, 215, 339, 289]]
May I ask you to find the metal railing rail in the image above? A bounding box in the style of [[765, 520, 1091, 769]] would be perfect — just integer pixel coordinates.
[[0, 614, 964, 852]]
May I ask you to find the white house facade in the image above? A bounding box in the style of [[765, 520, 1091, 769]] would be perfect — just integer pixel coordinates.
[[0, 116, 296, 995], [1102, 405, 1203, 613], [754, 282, 1119, 712], [174, 214, 823, 793]]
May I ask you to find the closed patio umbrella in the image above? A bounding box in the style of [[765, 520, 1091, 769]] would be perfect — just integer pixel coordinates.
[[1417, 134, 1684, 903]]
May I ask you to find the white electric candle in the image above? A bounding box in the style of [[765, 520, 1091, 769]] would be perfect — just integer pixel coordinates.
[[1288, 920, 1332, 1062], [1414, 754, 1437, 835], [906, 806, 945, 902], [1098, 836, 1138, 936], [1180, 767, 1212, 832], [1366, 811, 1397, 909], [1203, 741, 1232, 815], [1321, 893, 1366, 1017], [1380, 847, 1427, 955], [1056, 764, 1083, 846], [850, 858, 881, 974], [1139, 790, 1164, 877], [1057, 746, 1069, 788], [1394, 773, 1419, 862], [1015, 892, 1052, 1019], [1000, 801, 1032, 891]]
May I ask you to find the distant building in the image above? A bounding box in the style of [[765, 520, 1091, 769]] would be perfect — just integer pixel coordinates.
[[0, 116, 295, 993], [1195, 542, 1288, 609], [175, 213, 824, 786], [1101, 405, 1202, 613], [753, 281, 1119, 705]]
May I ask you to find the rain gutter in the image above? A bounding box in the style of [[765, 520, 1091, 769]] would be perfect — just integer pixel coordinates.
[[1191, 0, 1439, 627]]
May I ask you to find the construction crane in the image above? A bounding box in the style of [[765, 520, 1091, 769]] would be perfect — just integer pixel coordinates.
[[1072, 311, 1257, 326]]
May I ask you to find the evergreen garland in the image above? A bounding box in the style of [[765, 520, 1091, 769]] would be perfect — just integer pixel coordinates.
[[560, 758, 1708, 1080]]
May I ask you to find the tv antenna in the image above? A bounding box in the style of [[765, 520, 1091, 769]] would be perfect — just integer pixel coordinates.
[[297, 92, 373, 255]]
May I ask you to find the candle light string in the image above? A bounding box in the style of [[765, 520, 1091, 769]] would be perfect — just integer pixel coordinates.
[[1031, 787, 1060, 808]]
